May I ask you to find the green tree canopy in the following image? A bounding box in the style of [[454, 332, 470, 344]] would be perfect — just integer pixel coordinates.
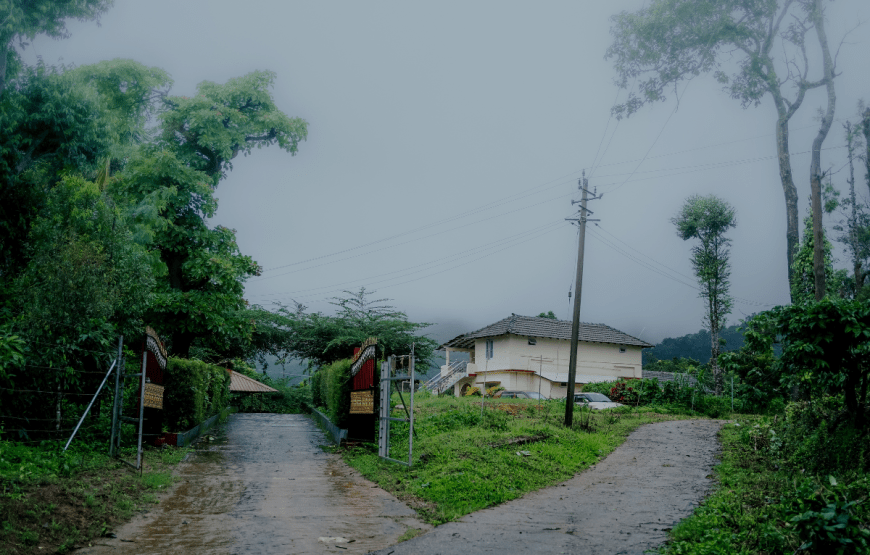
[[606, 0, 834, 298], [0, 0, 113, 94], [256, 289, 439, 370], [672, 194, 737, 395]]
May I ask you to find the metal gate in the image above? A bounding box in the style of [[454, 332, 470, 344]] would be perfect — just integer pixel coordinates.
[[378, 354, 415, 466]]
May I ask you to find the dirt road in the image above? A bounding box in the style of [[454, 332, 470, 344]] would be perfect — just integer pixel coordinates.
[[368, 419, 724, 555], [77, 413, 430, 555]]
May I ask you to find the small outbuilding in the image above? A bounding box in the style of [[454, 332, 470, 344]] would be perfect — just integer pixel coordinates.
[[227, 370, 279, 393], [430, 314, 653, 398]]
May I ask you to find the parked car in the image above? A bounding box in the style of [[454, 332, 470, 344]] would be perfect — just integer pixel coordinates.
[[494, 390, 547, 400], [574, 392, 623, 410]]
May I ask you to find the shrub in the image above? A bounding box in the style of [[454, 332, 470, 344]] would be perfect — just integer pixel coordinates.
[[325, 359, 352, 428], [776, 397, 869, 474], [609, 381, 640, 404], [486, 385, 504, 397], [311, 368, 325, 408], [163, 358, 231, 431], [786, 475, 870, 554]]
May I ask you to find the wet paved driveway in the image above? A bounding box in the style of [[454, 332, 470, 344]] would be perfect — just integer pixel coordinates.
[[79, 413, 428, 555], [369, 419, 724, 555]]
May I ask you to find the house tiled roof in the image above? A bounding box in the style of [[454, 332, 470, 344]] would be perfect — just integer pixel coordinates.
[[439, 314, 654, 350], [227, 370, 279, 393]]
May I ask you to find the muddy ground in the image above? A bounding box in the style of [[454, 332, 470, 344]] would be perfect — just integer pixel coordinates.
[[76, 413, 431, 554]]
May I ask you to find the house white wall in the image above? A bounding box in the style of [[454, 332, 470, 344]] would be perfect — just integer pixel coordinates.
[[472, 335, 642, 378], [449, 333, 644, 398]]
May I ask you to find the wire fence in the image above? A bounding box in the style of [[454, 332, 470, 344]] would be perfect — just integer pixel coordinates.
[[0, 340, 129, 445]]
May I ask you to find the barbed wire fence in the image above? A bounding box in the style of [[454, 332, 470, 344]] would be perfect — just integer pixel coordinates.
[[0, 335, 133, 450]]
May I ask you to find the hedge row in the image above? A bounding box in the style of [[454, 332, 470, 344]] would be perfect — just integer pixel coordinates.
[[163, 358, 231, 431], [582, 377, 736, 418], [310, 359, 353, 428]]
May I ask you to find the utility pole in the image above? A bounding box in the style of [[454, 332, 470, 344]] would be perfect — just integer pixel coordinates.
[[564, 171, 599, 427]]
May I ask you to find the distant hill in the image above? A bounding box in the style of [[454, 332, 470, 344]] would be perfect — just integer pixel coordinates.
[[642, 324, 746, 365]]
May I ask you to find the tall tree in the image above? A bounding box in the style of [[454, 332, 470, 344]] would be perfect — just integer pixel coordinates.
[[114, 68, 308, 357], [806, 0, 837, 300], [0, 0, 113, 95], [672, 194, 737, 395], [833, 117, 870, 296], [606, 0, 833, 300]]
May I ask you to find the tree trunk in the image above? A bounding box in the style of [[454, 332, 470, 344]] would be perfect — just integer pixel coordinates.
[[774, 111, 800, 300], [0, 45, 7, 97], [846, 122, 863, 295], [809, 0, 837, 301], [863, 108, 870, 197], [171, 330, 195, 359]]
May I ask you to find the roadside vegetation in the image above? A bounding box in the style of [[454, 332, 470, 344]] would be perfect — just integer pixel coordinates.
[[0, 438, 190, 554], [662, 413, 869, 554], [342, 392, 699, 525]]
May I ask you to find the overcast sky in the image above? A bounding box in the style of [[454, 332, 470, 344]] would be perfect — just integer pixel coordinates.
[[22, 0, 870, 345]]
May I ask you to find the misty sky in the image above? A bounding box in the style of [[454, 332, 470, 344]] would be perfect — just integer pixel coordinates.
[[21, 0, 870, 345]]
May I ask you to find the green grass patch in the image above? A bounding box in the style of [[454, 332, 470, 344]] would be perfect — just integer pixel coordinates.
[[658, 416, 870, 554], [342, 394, 699, 524], [0, 440, 192, 554]]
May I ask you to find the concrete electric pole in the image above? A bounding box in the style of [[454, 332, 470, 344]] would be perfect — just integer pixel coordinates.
[[564, 171, 599, 427]]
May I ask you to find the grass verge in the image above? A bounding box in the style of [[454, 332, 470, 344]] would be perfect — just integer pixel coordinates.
[[342, 393, 700, 525], [1, 441, 191, 554], [658, 416, 870, 554]]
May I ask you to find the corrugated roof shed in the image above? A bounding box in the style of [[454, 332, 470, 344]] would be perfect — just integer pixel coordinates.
[[440, 314, 654, 350], [228, 370, 279, 393]]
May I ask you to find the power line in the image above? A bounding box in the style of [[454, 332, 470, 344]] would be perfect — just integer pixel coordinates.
[[602, 81, 691, 194], [589, 87, 622, 177], [261, 223, 572, 306], [256, 123, 841, 276], [251, 190, 576, 282], [248, 220, 565, 300], [258, 175, 580, 274], [585, 227, 774, 308]]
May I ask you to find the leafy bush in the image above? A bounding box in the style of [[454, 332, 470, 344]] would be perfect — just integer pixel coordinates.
[[776, 397, 869, 474], [486, 385, 504, 396], [786, 475, 870, 554], [325, 359, 352, 428], [463, 386, 481, 397], [308, 359, 353, 427], [608, 381, 640, 404], [311, 367, 325, 408], [163, 358, 231, 431]]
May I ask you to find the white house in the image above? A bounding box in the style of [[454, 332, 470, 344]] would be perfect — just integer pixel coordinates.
[[430, 314, 653, 398]]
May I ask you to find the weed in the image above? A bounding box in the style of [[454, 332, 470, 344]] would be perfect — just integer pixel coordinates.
[[397, 527, 424, 542]]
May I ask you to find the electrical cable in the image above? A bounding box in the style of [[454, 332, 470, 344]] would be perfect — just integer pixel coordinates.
[[262, 222, 572, 306], [248, 220, 566, 300], [585, 227, 774, 307], [251, 190, 576, 282]]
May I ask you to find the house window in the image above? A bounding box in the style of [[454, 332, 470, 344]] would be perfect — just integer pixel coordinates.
[[528, 337, 536, 345], [619, 347, 626, 353], [485, 339, 494, 360]]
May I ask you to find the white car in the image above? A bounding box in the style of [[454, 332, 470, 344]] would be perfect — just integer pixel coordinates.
[[574, 392, 623, 410]]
